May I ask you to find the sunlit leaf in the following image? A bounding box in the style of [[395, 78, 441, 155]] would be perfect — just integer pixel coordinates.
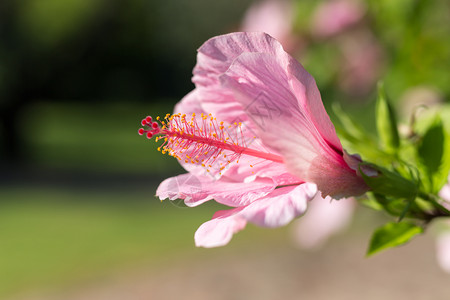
[[367, 222, 423, 256], [417, 118, 444, 191], [376, 82, 400, 153], [432, 126, 450, 193]]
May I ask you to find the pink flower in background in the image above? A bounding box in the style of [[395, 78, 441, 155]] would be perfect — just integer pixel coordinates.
[[292, 195, 355, 249], [311, 0, 365, 38], [241, 0, 296, 51], [140, 32, 369, 247], [309, 0, 381, 97], [436, 231, 450, 273], [436, 175, 450, 273], [439, 175, 450, 206], [338, 30, 384, 96]]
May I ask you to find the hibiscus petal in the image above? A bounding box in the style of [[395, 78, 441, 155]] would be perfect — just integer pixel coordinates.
[[195, 32, 341, 153], [221, 52, 367, 198], [220, 52, 325, 179], [174, 89, 205, 116], [193, 32, 285, 87], [195, 208, 247, 248], [287, 55, 342, 151], [240, 183, 317, 228], [156, 174, 276, 207], [194, 183, 317, 248]]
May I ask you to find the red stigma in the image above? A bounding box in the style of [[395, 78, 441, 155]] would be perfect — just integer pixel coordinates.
[[138, 115, 161, 140]]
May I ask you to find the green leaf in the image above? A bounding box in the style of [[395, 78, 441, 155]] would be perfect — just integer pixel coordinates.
[[417, 118, 444, 190], [413, 108, 450, 193], [332, 102, 368, 141], [435, 128, 450, 191], [367, 222, 423, 256], [360, 194, 384, 211], [360, 163, 417, 199], [376, 82, 400, 153], [431, 124, 450, 193], [369, 192, 417, 219]]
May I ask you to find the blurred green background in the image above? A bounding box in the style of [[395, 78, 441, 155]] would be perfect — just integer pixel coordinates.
[[1, 0, 450, 299]]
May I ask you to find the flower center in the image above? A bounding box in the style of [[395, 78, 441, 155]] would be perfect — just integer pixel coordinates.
[[138, 113, 284, 173]]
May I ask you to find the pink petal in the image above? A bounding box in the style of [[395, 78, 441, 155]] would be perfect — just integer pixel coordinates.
[[197, 32, 341, 152], [177, 88, 247, 125], [292, 196, 355, 249], [308, 154, 368, 198], [220, 52, 323, 179], [156, 174, 276, 207], [173, 89, 205, 116], [436, 231, 450, 273], [311, 0, 365, 38], [192, 32, 285, 88], [240, 183, 317, 228], [156, 173, 213, 206], [195, 208, 247, 248], [194, 183, 317, 248], [220, 52, 366, 198], [287, 56, 343, 152], [224, 161, 302, 186], [241, 0, 294, 48], [439, 175, 450, 207]]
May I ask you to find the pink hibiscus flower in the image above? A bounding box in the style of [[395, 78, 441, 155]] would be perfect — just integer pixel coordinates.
[[292, 195, 355, 249], [139, 32, 369, 247], [311, 0, 365, 39], [241, 0, 297, 52]]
